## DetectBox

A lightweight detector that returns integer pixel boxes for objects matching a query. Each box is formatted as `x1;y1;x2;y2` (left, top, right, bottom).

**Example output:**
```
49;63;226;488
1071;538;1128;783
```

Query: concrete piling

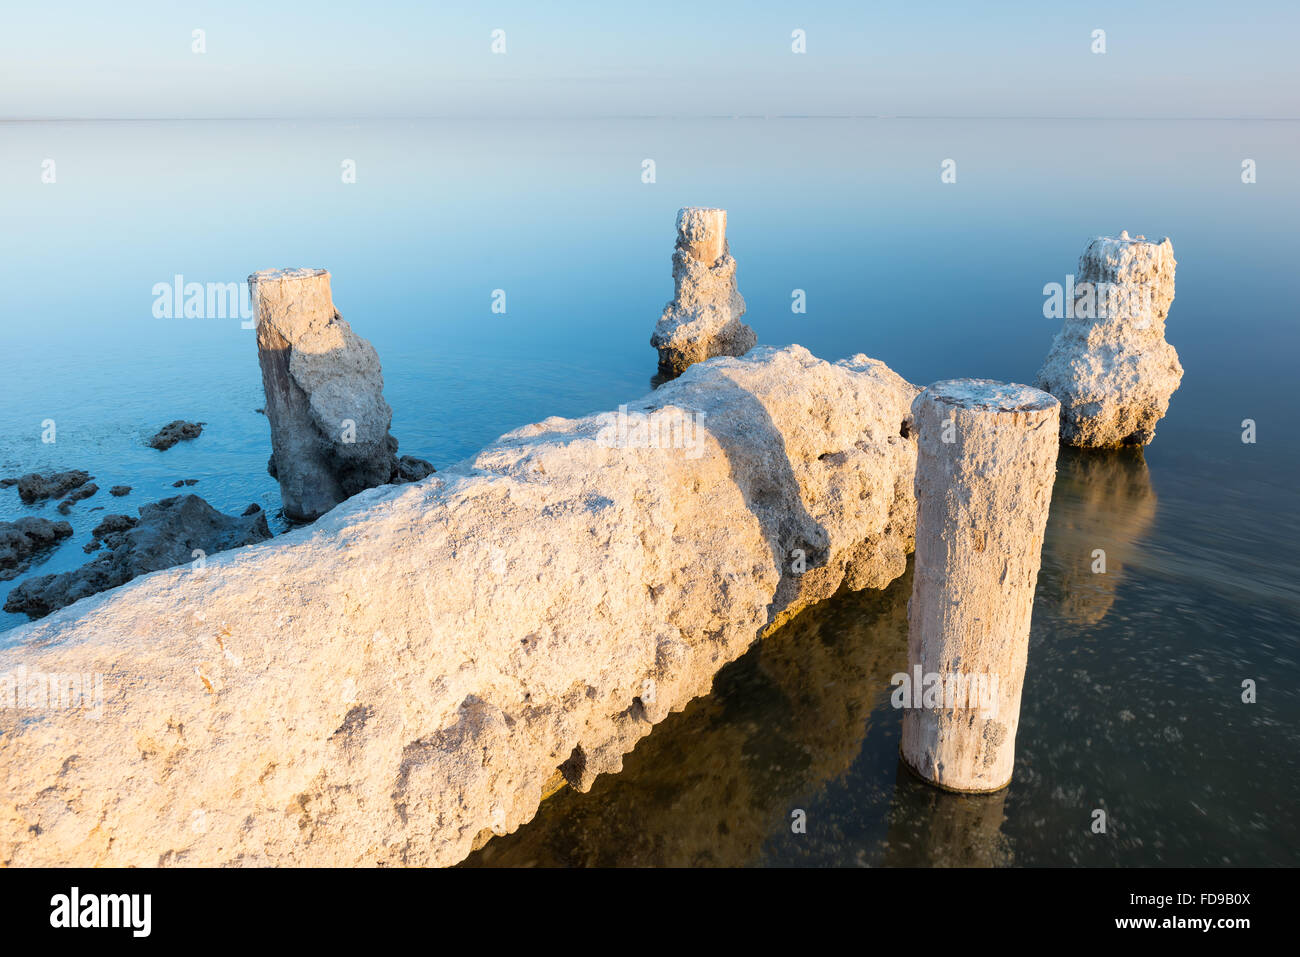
901;379;1060;792
649;207;755;379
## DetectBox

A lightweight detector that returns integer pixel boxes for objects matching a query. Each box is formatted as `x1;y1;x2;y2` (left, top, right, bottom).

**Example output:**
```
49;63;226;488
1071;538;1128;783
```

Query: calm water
2;119;1297;865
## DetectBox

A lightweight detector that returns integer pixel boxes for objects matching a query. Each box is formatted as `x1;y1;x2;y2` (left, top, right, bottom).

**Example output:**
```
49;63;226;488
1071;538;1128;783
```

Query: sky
1;0;1297;119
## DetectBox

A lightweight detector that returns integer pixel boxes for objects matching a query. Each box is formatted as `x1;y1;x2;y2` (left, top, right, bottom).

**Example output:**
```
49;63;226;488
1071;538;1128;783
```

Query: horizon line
2;114;1297;123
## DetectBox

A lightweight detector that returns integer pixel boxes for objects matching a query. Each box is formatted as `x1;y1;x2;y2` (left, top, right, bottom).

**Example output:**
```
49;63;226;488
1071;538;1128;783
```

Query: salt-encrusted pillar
677;207;727;264
650;207;755;379
1036;232;1182;447
901;380;1059;792
250;268;399;523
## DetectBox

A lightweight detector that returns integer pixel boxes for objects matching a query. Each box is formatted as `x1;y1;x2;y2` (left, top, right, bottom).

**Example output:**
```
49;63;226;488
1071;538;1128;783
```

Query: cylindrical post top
248;267;330;285
918;379;1059;416
675;207;727;264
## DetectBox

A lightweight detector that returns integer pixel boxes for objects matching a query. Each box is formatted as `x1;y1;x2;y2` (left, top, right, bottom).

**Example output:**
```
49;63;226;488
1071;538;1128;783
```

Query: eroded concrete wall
0;345;919;867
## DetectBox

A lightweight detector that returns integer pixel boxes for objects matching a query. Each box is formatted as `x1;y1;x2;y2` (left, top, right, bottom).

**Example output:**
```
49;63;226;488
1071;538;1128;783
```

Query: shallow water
2;119;1297;864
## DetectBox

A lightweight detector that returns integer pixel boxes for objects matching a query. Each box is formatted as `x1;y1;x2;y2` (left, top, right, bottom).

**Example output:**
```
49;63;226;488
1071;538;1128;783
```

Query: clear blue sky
2;0;1296;119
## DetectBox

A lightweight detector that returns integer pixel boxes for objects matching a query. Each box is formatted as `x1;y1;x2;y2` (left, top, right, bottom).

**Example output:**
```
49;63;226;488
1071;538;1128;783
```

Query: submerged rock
0;517;73;581
109;485;132;497
250;268;434;522
0;344;918;867
148;420;204;451
3;495;271;619
56;483;98;514
1036;233;1183;447
650;208;756;379
13;470;92;505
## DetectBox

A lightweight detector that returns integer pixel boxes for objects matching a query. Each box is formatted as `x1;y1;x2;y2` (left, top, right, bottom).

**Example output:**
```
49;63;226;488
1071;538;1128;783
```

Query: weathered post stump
901;379;1060;792
1036;232;1182;447
249;268;435;523
649;207;755;379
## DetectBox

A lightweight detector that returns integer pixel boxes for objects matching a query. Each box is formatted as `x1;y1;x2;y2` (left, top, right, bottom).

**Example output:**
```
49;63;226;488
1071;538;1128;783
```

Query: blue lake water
2;119;1297;865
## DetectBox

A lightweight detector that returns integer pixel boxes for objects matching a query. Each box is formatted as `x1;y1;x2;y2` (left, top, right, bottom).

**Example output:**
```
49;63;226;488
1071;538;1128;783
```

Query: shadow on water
464;565;913;867
879;762;1013;867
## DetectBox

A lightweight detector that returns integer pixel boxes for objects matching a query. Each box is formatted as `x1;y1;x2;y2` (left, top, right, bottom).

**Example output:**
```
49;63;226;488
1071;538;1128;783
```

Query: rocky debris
171;479;199;488
395;455;436;483
148;420;204;451
0;478;14;488
0;517;73;581
3;495;271;620
250;268;434;522
651;208;756;380
149;421;204;450
1036;232;1183;447
109;485;132;497
56;483;99;514
12;470;92;505
82;541;101;554
0;344;919;867
91;513;139;540
241;503;262;516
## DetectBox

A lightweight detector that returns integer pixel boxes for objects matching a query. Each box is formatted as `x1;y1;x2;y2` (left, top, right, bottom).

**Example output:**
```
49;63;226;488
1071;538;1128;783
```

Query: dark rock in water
14;470;92;504
0;478;16;488
83;541;101;553
0;517;74;581
170;479;198;488
56;482;99;513
109;485;132;497
91;513;138;541
148;420;204;451
4;494;272;620
241;503;262;516
395;456;437;482
255;407;266;415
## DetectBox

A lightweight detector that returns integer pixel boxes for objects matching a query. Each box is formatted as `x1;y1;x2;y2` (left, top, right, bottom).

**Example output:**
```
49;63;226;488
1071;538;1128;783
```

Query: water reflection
880;761;1012;867
463;444;1296;867
1040;447;1157;627
463;567;911;867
